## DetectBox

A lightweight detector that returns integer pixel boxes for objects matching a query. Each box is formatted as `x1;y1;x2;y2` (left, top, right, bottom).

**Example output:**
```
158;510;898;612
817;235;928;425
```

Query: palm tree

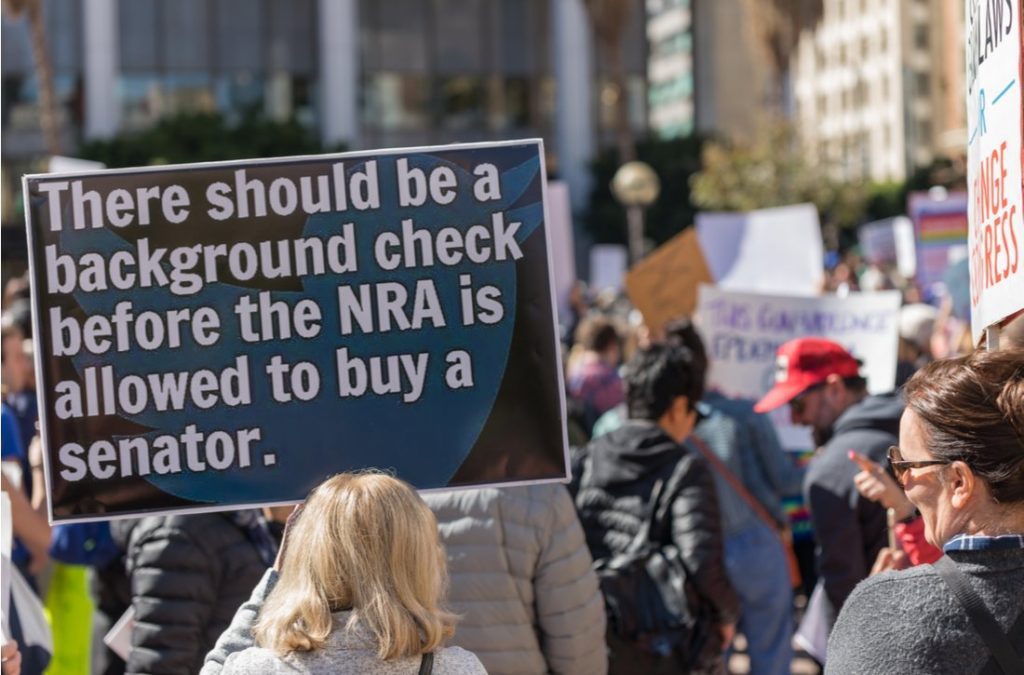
3;0;60;155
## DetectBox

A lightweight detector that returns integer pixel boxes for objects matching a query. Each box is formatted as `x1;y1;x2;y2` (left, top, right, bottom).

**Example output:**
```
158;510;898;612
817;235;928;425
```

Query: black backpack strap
931;555;1024;674
648;455;694;547
418;651;434;675
625;456;685;554
625;475;667;554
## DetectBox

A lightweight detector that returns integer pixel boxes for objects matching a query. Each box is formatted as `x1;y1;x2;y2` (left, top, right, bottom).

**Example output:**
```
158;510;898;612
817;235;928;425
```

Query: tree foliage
585;135;708;246
689;124;867;230
79;110;328;168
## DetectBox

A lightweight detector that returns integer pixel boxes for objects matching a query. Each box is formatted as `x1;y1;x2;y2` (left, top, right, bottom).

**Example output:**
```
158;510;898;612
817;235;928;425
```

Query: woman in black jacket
110;510;279;675
576;344;740;675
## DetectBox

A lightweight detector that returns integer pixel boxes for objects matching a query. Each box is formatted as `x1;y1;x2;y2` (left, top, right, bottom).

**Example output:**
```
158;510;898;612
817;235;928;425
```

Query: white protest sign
546;181;577;321
965;0;1024;343
696;203;824;296
589;244;628;293
48;156;105;174
859;216;917;278
1;492;10;640
696;285;901;450
893;216;918;279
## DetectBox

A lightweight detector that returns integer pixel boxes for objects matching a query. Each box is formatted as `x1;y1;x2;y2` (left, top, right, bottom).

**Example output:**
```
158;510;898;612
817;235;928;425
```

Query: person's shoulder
847;564;940;599
838;565;945;625
221;646;288;674
704;392;758;418
829;566;953;674
435;646;488;674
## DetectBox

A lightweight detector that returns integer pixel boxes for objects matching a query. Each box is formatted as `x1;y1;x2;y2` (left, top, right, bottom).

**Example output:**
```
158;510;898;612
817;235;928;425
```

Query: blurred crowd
3;245;1023;675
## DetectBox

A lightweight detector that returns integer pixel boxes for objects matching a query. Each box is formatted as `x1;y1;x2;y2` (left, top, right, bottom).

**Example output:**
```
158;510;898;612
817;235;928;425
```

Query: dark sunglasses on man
788;382;826;416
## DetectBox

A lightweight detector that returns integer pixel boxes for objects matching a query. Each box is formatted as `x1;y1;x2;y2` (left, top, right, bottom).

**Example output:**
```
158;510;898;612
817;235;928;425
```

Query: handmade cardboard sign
624;228;712;331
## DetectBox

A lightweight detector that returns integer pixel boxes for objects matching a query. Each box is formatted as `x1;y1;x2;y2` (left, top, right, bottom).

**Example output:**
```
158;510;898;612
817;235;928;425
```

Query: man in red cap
755;338;902;644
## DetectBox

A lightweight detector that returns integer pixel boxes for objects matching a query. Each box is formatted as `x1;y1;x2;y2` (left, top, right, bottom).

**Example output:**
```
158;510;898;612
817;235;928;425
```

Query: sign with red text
965;0;1024;343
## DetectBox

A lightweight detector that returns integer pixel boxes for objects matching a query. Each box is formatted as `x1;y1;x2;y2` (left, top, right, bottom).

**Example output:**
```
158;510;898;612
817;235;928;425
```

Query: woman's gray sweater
200;570;487;675
826;548;1024;674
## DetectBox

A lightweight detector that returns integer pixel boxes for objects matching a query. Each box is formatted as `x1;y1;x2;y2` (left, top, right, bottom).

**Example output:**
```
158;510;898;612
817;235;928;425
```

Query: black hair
664;317;708;388
624;343;702;421
575;315;620;353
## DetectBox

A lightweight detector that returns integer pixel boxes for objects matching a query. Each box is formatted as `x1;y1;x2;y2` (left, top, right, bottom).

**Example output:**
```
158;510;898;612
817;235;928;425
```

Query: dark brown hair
903;348;1024;504
575;315;620;354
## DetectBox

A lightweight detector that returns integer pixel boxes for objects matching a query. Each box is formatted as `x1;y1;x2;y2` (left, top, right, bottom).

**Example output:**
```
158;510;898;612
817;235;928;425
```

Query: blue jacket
693;392;804;538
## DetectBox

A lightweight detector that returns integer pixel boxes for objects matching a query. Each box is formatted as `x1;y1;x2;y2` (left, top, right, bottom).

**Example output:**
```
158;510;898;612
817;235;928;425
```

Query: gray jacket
422;484;607;675
804;393;903;628
826;548;1024;674
201;570;486;675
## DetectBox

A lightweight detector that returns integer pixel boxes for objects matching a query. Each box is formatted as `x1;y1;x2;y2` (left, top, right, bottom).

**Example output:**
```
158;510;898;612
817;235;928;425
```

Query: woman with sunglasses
826;348;1024;674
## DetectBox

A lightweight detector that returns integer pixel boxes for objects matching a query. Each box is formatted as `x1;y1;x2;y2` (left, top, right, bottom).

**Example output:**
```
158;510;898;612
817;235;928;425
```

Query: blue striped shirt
943;533;1024;552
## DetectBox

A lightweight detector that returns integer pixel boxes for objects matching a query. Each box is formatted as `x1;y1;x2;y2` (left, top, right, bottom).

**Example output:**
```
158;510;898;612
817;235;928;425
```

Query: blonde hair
253;472;457;660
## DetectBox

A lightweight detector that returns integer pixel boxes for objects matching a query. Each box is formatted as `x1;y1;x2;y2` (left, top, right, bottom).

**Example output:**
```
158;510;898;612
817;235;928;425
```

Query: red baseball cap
753;338;862;413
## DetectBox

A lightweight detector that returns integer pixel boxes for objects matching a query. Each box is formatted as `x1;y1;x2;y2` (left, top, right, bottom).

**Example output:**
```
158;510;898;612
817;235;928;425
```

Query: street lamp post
610;161;660;265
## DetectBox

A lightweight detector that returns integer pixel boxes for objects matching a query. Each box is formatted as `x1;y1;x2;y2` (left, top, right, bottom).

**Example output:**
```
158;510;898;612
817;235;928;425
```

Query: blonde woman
201;473;487;675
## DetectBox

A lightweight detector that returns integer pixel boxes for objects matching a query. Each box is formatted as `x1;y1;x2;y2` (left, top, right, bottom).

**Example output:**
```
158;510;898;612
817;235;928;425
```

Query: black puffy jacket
111;513;273;675
575;421;740;649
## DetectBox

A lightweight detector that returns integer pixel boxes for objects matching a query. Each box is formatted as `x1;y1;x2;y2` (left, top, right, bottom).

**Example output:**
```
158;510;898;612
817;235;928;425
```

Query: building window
362;72;429;132
913;24;929;50
359;0;557;144
918;119;932;144
915;72;931;96
117;0;319;131
438;76;486;132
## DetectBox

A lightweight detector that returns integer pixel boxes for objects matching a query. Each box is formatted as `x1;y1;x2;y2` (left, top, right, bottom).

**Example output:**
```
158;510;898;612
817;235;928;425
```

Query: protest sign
589;244;627;293
965;0;1024;343
696;285;901;450
858;216;916;278
545;181;577;322
24;140;569;522
2;493;10;637
624;228;712;331
907;191;969;297
696;203;824;296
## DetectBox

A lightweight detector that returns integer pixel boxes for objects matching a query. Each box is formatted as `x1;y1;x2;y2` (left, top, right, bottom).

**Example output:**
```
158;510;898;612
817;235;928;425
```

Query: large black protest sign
24;140;569;522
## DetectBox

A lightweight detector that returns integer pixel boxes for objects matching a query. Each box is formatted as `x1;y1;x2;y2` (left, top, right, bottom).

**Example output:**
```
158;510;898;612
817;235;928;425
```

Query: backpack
592;462;713;669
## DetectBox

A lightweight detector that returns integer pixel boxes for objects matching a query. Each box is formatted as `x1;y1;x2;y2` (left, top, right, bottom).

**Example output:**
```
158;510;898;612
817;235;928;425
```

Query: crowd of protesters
3;244;1023;675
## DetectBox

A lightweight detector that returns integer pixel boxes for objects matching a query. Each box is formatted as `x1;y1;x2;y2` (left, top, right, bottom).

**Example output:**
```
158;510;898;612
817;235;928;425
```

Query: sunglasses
887;445;952;488
789;383;826;416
